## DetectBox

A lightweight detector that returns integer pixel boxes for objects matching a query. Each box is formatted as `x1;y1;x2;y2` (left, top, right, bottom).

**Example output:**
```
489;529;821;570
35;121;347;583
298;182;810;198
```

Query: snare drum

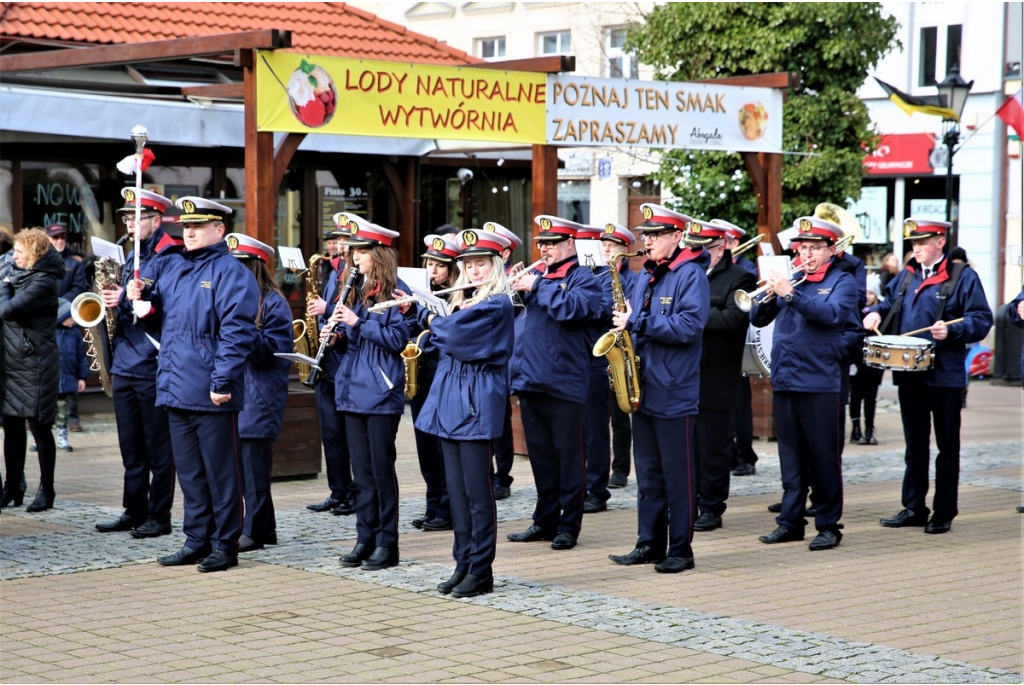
862;335;934;371
741;321;774;377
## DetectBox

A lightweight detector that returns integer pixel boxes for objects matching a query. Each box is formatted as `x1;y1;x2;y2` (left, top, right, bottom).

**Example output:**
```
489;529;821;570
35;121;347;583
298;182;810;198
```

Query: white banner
546;75;783;153
848;186;889;244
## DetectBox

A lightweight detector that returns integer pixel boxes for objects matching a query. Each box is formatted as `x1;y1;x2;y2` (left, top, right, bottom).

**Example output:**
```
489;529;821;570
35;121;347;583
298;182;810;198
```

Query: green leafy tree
625;3;901;228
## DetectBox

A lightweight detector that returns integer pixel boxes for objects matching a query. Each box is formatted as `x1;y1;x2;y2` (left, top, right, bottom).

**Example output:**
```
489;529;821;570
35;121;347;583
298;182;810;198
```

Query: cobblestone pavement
1;382;1022;683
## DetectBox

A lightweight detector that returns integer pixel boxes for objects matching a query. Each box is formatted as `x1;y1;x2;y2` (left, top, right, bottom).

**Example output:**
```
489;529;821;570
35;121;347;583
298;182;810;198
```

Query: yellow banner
256;51;547;144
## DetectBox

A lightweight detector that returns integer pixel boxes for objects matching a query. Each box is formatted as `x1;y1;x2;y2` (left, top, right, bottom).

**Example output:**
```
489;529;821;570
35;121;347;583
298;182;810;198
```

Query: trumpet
734;234;854;312
731;234;763;258
366;281;486;312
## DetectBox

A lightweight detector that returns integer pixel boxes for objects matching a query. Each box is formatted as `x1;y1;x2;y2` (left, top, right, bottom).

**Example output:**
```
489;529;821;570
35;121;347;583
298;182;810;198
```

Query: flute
366;281;486;312
508;259;545;286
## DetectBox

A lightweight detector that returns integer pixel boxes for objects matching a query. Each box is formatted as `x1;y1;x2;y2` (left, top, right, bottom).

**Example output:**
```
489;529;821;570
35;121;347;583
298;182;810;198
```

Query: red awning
863;133;936;176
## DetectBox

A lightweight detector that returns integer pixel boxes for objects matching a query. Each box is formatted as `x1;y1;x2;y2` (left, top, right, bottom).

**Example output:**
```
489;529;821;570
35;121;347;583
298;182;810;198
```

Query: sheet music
410;284;451;318
757;255;791;282
91;236;125;265
575;239;605;268
277;246;306;271
397;267;429;293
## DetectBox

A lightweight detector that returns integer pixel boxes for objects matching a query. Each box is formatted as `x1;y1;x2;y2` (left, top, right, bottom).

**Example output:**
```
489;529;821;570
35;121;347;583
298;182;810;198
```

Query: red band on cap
355;227;395;247
465;236;504;254
648;214;687;230
234;244;269;261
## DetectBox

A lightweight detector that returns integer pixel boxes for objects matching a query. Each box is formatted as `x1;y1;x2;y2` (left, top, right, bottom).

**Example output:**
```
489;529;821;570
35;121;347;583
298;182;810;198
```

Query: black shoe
237;534;264;552
583;494;607;514
361;546;399;570
609;545;664;566
759;525;805;544
1017;505;1024;514
340;543;372;567
924;517;952;534
806;506;817;516
25;487;54;513
850;419;864;444
608;472;628;489
198;550;238;572
551;532;577;550
732;463;756;476
307;497;341;512
437;568;468;595
451;572;493;598
1;484;27;508
421;517;453;531
330;499;356;516
96;512;143;533
265;531;278;545
879;509;928;528
507;524;556;542
766;502;782;513
157;546;208;566
864;426;878;445
809;529;842;550
411;515;429;529
655;556;695;573
130;519;172;539
493;484;511;500
693;512;722;531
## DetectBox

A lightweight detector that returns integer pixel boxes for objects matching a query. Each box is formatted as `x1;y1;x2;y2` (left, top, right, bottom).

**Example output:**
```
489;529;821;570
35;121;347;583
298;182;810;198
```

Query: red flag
997;88;1023;138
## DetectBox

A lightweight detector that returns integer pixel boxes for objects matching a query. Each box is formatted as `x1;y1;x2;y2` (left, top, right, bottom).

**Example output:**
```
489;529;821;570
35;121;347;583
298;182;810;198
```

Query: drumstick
902;317;964;337
872;326;882;336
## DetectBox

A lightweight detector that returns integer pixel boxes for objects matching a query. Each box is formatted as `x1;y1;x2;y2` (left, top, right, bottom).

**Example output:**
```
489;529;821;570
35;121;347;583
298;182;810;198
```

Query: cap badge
799;218;813;232
464;231;479;246
483;222;496;232
604;224;616;234
337;213;350;226
349;223;360;235
539;217;552;231
642;206;654;221
432;237;445;251
226;235;239;250
688;221;701;235
181;199;196;214
123;189;136;203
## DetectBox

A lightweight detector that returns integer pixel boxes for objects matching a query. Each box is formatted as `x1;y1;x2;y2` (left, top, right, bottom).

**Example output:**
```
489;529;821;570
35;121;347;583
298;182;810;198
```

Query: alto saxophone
70;257;120;398
402;330;430;401
294;254;327;379
592;251;643;414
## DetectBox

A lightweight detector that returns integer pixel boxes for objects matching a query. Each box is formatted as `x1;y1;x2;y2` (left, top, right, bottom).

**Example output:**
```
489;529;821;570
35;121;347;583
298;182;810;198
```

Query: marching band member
127;197;258;572
717;221;759;478
751;217;857;551
481;221;523;500
306;218;356;516
415;229;515;598
95;188;182;538
600;224;639;490
506;215;603;551
226;234;292;552
608;204;709;573
864;218;992;535
330;218;410;571
688;220;757;532
406;234;460;532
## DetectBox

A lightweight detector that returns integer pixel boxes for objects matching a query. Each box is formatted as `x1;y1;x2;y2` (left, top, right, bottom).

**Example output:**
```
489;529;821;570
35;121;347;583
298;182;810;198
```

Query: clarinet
302;265;359;389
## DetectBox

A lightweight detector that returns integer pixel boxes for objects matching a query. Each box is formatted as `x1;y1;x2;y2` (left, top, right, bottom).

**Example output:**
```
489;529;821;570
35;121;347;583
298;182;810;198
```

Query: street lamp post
936;65;974;248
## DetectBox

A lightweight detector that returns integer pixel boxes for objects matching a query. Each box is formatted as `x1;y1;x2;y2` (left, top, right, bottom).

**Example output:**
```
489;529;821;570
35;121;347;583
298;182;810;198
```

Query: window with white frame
919;24;963;87
539;30;571;56
477;37;506;61
606;27;638;79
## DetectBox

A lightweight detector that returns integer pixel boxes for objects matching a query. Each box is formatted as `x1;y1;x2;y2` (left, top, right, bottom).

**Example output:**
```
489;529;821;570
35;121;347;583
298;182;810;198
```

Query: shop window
557;179;591;224
20;162;102;246
0;160;13;231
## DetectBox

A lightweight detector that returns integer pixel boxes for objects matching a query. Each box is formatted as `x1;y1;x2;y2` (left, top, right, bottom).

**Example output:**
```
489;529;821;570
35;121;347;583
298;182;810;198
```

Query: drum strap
880;271;913;335
882;262;965;334
934;262;966;322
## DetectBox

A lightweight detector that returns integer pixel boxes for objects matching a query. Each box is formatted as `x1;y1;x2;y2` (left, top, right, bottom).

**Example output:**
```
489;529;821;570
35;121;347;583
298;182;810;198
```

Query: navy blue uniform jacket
750;260;857;394
626;248;710;419
868;257;992;388
239;290;292;440
57;326;89;394
333;279;411;416
415;294;515;440
145;242;259;412
57;247;88;302
510;256;603;402
110;228;182;379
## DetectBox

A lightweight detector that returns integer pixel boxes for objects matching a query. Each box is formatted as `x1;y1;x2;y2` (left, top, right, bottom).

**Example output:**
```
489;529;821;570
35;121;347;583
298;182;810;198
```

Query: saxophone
591;251;643;414
70;257;120;398
294;254;327;379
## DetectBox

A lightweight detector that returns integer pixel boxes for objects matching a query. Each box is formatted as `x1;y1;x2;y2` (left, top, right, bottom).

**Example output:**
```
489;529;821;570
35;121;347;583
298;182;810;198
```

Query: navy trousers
632;412;696;559
695;408;733;518
517;392;585;535
583;366;612;501
167;409;243;553
317;375;355;501
441;438;497;577
731;377;758;467
610;403;632;477
491;396;515;488
410;368;450;521
241;438;276;542
112;374;175;523
345;412;401;549
897;383;962;520
773;392;844;533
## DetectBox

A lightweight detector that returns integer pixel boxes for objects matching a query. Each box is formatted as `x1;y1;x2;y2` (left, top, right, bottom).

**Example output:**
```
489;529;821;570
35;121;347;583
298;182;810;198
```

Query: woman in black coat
1;228;64;512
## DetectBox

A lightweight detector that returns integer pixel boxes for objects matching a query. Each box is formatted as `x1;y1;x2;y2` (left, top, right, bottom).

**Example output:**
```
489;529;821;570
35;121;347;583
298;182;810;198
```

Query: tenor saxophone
591;251;643;414
70;257;120;398
294;254;327;378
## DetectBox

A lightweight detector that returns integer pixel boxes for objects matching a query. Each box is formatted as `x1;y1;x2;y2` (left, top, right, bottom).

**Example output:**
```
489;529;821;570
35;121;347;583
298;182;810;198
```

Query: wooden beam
741;151;782;253
244;50;277;267
0;30;290;73
694;72;799;90
530;144;558;262
475;55;575;73
181;83;245;99
273;133;306;193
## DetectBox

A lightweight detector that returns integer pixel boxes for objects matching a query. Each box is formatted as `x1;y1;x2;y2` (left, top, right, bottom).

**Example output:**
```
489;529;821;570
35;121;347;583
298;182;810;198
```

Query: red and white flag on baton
116;148;156;175
996;88;1023;138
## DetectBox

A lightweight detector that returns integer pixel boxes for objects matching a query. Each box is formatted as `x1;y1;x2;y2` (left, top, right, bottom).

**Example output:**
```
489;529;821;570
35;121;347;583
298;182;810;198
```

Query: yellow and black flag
874;78;957;120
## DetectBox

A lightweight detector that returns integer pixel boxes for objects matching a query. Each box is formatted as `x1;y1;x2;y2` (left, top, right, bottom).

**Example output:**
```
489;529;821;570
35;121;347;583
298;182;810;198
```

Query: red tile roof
0;2;480;66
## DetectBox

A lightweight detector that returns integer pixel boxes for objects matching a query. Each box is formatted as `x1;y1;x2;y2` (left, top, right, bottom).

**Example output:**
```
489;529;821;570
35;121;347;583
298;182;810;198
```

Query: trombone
734;234;854;312
731;234;763;258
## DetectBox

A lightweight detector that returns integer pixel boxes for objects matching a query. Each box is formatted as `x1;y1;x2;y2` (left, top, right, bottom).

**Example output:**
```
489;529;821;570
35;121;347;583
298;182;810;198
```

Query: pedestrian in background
55;298;88;452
